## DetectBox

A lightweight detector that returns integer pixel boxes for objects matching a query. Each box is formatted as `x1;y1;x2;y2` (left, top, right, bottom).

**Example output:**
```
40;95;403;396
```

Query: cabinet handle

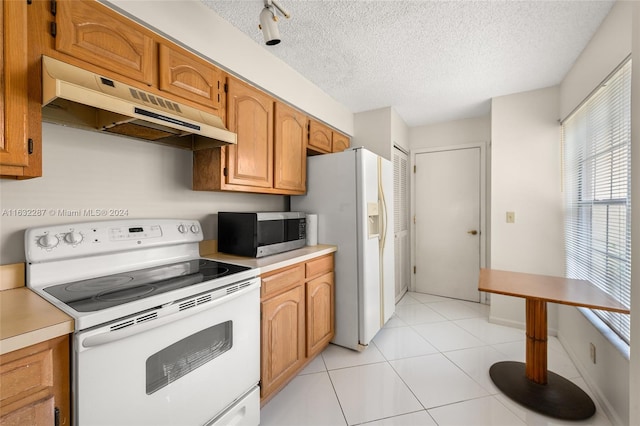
54;407;60;426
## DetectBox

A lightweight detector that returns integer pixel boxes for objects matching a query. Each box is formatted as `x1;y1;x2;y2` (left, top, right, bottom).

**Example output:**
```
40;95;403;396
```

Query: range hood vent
41;56;236;150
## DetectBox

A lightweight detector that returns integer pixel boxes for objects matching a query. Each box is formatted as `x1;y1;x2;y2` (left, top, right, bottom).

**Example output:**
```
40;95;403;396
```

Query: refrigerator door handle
377;156;388;327
377;157;388;248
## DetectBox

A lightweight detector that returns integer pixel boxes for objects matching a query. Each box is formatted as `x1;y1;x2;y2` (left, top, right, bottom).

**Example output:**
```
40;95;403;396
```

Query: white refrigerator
292;147;394;351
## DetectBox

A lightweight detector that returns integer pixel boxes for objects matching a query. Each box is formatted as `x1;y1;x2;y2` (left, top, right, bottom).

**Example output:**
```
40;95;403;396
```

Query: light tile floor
260;291;614;426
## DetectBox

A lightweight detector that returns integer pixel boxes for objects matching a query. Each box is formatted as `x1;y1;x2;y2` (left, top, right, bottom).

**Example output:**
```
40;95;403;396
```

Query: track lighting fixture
259;0;290;46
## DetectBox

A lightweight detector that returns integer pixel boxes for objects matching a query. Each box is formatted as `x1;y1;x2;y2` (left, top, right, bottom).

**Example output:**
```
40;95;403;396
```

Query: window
562;58;631;344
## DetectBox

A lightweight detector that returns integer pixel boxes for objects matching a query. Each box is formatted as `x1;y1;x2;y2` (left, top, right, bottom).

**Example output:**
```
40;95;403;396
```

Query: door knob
467;230;478;235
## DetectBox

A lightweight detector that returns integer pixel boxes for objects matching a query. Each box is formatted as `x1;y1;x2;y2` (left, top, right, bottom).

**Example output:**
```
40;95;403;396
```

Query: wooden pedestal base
490;361;596;420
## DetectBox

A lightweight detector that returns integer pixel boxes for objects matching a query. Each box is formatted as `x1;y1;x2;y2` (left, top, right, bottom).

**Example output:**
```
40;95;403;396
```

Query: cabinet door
0;0;29;169
261;285;305;400
0;336;69;425
274;102;306;192
0;396;54;426
158;44;221;111
332;132;350;153
308;120;332;153
226;78;273;188
55;0;155;85
306;272;334;357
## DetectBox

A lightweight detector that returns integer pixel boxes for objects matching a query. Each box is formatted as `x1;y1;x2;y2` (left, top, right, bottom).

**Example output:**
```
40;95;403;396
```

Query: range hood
41;56;236;149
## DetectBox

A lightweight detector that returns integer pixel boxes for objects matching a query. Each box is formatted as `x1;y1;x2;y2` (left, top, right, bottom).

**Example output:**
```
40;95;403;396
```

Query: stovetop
43;259;250;313
25;219;261;331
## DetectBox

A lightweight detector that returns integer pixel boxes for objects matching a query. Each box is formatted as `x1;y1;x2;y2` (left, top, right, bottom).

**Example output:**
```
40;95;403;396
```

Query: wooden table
479;268;630;420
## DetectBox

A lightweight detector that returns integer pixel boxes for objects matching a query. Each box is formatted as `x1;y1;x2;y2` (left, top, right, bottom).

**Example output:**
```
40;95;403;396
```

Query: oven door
74;279;260;426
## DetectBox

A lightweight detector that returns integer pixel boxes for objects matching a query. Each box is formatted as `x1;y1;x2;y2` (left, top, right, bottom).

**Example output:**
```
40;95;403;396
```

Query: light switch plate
506;211;515;223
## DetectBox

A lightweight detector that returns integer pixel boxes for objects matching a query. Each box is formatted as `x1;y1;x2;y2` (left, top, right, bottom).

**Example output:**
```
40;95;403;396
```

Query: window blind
562;59;631;344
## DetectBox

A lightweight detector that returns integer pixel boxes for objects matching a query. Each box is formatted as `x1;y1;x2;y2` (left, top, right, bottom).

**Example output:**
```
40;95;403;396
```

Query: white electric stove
25;219;261;426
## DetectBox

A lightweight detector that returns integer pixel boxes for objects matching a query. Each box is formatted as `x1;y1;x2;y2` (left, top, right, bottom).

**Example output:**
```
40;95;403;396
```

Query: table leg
525;299;547;383
488;297;596;420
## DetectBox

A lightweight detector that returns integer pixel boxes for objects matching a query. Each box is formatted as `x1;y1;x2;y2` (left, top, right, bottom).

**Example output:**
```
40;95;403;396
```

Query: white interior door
414;147;481;302
393;148;410;302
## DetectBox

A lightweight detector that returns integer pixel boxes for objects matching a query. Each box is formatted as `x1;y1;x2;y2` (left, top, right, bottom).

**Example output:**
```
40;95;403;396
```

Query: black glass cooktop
44;259;250;313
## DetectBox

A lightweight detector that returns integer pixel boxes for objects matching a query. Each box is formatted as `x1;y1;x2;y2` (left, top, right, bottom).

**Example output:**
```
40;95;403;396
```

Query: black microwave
218;212;306;258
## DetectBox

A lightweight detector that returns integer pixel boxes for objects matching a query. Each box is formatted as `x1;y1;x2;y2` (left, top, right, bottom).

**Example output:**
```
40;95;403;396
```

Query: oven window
145;321;233;394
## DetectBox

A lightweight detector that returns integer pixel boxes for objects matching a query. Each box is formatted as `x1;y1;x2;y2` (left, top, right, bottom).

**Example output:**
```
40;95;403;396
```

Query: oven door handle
79;282;258;349
80;306;189;348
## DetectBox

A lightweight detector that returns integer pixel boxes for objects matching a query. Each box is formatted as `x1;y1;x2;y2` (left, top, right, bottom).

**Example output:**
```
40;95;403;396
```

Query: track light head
259;6;280;45
258;0;290;46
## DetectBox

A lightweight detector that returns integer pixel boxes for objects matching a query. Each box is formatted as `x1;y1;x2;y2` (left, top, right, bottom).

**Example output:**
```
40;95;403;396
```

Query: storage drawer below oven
207;385;260;426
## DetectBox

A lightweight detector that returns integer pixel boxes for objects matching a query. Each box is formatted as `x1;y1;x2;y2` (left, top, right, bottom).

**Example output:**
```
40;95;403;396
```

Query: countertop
0;287;74;355
0;245;335;355
202;244;337;275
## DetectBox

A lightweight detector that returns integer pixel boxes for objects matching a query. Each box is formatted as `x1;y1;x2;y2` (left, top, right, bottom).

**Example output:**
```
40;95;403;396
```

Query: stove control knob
37;234;59;249
190;225;200;234
178;224;188;234
64;231;83;245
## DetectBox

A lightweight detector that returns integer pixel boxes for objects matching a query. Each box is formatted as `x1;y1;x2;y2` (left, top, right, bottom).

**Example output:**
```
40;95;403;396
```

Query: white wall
409;116;490;149
354;108;391;159
0;124;286;264
106;0;354;136
489;86;564;331
390;108;410;154
555;2;634;424
559;1;632;120
353;106;409;160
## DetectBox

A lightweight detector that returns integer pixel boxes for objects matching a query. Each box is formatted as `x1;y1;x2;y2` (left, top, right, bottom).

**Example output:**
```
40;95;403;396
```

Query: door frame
410;142;488;301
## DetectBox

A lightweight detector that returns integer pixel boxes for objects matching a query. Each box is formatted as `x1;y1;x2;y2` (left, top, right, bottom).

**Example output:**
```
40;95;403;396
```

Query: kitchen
1;0;638;425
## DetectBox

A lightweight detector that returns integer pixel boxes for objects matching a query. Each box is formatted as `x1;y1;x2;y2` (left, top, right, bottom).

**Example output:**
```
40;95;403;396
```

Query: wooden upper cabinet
1;0;29;169
158;44;221;111
308;119;332;153
225;77;274;188
193;81;307;195
308;119;350;154
274;102;306;193
55;0;155;85
1;0;42;179
332;131;350;153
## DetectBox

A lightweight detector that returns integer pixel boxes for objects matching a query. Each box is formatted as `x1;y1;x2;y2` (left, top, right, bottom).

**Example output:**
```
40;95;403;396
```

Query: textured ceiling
201;0;614;127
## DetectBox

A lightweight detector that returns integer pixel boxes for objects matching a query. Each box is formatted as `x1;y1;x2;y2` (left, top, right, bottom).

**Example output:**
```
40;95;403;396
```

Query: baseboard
558;331;625;426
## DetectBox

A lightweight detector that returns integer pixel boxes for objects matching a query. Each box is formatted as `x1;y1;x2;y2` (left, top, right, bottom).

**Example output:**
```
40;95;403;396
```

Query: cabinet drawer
0;347;53;415
261;264;304;299
305;254;333;279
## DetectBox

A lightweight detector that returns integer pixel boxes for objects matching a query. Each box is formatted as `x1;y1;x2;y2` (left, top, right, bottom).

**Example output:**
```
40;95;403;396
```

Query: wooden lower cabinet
306;271;335;357
260;254;334;404
260;283;306;400
0;335;70;426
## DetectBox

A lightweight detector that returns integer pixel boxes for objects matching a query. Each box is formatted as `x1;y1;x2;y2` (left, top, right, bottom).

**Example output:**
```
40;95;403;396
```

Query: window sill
577;307;630;361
